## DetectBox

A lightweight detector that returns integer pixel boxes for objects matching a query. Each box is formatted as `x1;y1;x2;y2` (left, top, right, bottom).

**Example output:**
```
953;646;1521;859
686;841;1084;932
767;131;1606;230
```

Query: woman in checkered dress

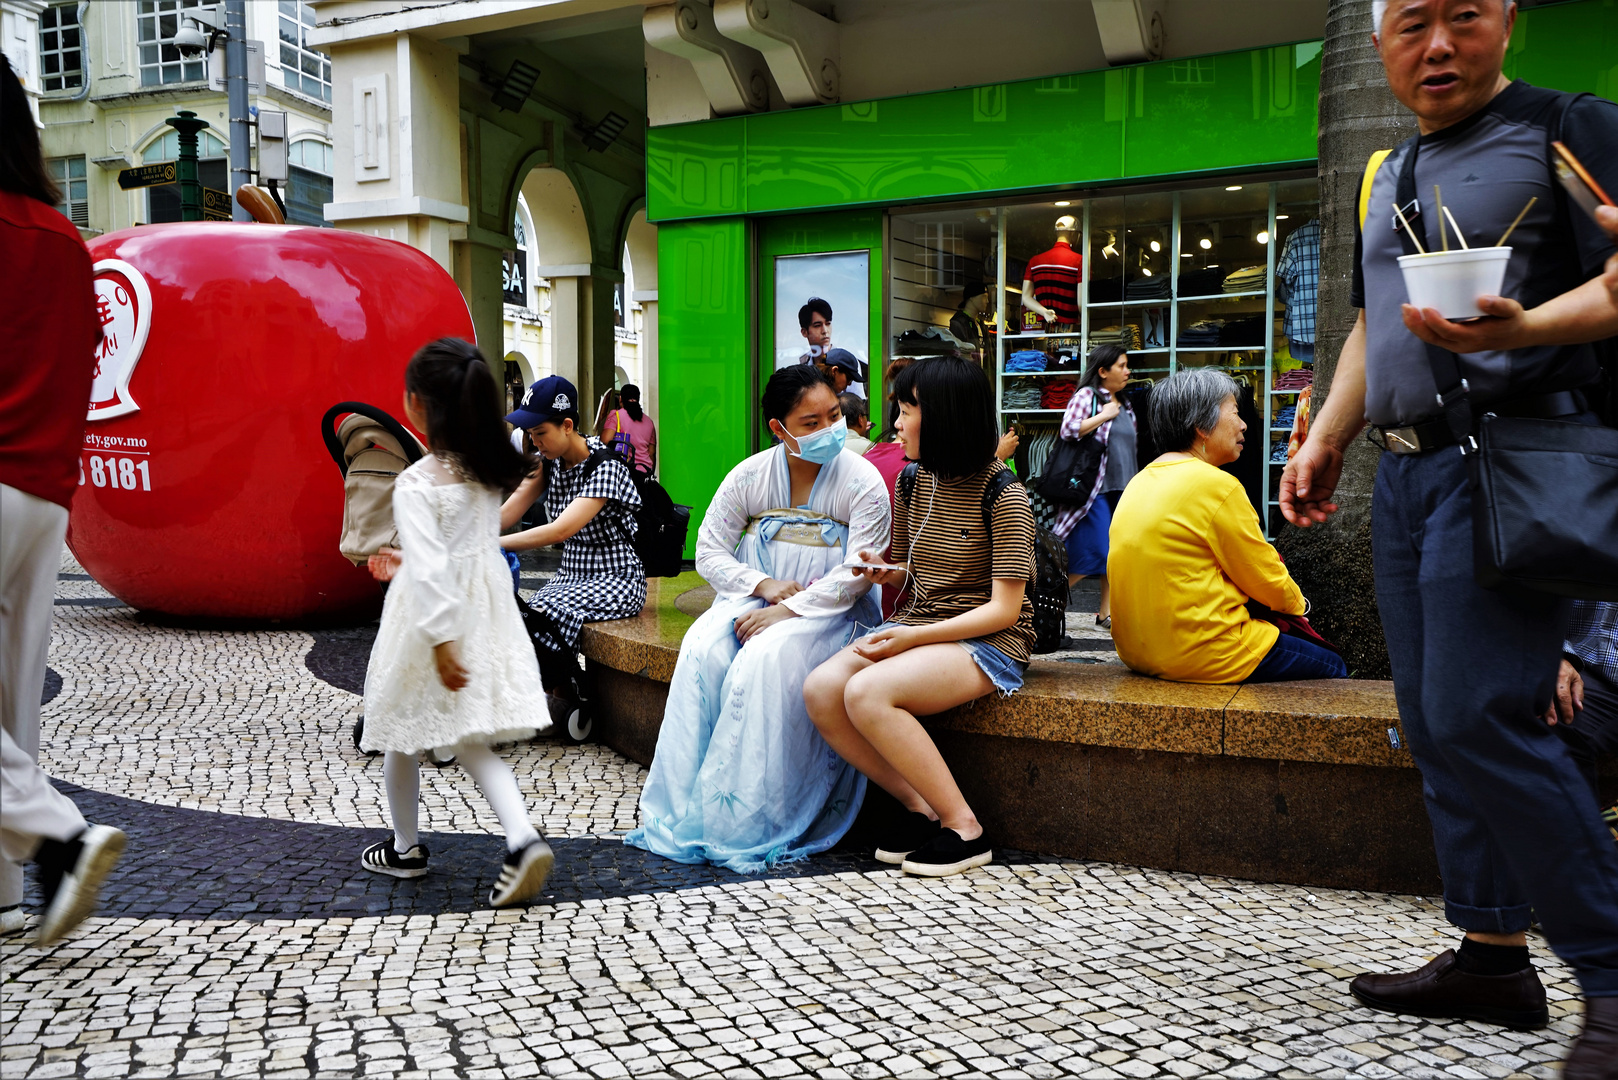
501;377;646;721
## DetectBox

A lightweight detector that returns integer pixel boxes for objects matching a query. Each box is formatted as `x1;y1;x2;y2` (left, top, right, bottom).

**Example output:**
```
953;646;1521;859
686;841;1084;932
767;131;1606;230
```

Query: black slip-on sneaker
900;829;993;877
875;811;942;865
35;825;126;946
361;840;429;879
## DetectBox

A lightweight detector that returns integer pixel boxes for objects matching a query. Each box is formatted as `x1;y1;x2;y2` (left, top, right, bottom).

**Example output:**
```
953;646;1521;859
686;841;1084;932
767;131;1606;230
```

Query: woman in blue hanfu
625;365;891;872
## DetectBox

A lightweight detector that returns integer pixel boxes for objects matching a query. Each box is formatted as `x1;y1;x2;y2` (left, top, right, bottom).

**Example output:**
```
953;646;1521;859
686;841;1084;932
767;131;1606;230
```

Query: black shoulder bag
1035;390;1107;506
1392;109;1618;601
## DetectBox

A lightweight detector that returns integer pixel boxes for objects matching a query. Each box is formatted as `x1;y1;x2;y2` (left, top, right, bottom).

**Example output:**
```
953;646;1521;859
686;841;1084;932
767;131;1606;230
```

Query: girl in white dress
359;338;554;908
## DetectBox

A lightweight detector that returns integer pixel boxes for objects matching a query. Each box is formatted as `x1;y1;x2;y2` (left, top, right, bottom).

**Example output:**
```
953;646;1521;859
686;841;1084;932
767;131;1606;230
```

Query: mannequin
1023;214;1083;326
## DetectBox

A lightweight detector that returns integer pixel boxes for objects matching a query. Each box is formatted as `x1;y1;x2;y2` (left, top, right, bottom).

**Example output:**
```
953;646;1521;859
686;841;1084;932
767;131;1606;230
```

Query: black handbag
1392;133;1618;600
1035;391;1106;505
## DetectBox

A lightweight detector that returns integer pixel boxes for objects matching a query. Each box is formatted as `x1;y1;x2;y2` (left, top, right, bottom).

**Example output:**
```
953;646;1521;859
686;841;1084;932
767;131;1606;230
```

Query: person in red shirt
0;56;126;946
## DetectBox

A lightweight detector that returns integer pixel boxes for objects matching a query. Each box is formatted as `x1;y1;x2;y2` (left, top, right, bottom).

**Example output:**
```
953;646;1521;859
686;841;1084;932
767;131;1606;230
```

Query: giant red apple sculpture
71;223;473;620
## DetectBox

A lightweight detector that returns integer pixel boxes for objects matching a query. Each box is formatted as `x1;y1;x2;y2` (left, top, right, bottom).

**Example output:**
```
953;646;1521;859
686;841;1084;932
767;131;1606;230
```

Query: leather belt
1370;390;1586;455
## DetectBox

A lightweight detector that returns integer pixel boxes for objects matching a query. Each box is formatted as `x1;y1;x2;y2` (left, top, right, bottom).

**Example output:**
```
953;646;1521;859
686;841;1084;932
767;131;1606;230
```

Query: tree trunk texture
1274;0;1416;679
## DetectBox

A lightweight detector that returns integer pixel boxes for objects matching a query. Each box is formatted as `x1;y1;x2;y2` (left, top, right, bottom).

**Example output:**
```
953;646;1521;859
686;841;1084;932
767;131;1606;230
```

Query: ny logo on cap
521;386;536;408
553;393;571;410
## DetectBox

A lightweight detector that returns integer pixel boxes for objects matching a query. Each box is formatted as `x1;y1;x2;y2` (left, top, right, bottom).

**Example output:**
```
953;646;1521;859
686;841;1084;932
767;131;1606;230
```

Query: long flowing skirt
624;525;876;873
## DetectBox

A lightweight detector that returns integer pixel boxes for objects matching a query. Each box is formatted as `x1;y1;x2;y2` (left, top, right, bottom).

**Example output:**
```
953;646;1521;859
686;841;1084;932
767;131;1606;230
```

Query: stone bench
580;575;1613;896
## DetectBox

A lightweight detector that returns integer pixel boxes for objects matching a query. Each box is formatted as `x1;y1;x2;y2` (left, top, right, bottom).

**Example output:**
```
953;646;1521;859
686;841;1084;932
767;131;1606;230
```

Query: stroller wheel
563;705;593;745
354;717;381;757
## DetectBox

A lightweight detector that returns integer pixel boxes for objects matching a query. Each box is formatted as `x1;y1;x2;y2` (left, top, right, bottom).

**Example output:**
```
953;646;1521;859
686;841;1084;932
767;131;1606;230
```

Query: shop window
887;176;1319;539
278;1;331;103
284;139;333;227
1168;58;1216;86
138;1;209;87
47;156;88;228
39;4;83;92
142;130;227;223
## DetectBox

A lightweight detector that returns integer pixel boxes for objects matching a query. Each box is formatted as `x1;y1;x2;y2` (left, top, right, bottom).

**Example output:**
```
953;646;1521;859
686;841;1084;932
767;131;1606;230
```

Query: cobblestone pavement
0;554;1586;1078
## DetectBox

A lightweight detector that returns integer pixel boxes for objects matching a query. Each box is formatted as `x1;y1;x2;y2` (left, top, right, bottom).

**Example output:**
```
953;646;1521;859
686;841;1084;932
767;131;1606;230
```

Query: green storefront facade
648;0;1618;550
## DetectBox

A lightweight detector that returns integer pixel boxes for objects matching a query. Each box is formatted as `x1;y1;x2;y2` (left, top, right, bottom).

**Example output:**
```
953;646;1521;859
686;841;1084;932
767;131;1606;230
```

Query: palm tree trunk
1274;0;1416;679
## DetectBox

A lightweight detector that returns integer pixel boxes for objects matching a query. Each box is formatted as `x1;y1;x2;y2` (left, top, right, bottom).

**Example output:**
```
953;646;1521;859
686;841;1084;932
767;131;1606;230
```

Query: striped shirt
891;460;1037;663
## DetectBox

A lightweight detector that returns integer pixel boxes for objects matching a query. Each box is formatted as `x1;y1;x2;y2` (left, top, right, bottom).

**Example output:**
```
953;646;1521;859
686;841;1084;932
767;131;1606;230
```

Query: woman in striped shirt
804;358;1036;878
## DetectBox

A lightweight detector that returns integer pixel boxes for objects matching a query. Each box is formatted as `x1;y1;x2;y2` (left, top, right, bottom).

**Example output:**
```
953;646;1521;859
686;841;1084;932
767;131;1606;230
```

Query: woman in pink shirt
601;384;657;474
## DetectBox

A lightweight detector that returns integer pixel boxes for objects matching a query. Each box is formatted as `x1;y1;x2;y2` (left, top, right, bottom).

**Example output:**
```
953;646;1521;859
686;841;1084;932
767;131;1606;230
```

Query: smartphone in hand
1552;141;1615;223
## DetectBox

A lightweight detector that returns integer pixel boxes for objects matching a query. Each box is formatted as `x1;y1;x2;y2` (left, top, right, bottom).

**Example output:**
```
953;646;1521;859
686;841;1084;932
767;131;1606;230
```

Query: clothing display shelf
979;180;1318;539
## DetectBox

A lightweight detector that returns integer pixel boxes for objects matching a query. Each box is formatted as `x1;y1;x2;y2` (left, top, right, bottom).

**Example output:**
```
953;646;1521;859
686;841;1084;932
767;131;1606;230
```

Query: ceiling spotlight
490;59;541;112
1225;185;1242;191
1181;252;1194;258
580;110;629;152
1256;230;1270;244
1140;267;1152;277
1276;213;1290;220
1199;238;1212;250
1054;201;1071;207
1149;239;1161;252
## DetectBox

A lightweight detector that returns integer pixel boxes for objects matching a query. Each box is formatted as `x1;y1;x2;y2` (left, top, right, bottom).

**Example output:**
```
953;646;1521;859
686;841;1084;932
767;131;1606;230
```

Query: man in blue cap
499;376;646;738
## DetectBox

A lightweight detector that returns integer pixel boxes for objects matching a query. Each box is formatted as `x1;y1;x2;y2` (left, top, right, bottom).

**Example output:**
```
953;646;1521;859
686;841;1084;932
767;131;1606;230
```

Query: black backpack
548;448;692;578
898;462;1070;654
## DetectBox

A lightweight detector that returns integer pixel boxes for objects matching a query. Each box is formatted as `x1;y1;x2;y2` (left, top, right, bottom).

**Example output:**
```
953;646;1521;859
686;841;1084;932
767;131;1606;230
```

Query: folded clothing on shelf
1218;315;1267;346
1269;440;1291;463
1006;349;1050;373
1272;406;1298;428
1003;384;1045;409
893;325;979;357
1125;275;1171;300
1222;265;1267;293
1089;324;1141;350
1177;318;1223;347
1041;381;1077;410
1272;368;1314;392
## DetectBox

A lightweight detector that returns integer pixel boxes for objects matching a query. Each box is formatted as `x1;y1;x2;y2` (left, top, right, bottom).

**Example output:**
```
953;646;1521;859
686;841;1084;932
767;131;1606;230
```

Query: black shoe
875;811;942;865
490;837;554;908
1348;950;1549;1030
34;825;126;946
361;840;429;879
900;829;993;877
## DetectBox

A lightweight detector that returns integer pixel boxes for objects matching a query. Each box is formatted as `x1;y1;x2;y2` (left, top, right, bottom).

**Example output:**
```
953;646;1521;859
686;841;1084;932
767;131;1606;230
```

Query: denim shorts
860;621;1029;696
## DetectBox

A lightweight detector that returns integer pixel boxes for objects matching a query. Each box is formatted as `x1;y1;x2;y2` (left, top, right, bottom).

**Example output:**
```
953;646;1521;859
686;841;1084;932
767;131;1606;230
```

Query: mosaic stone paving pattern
0;552;1590;1078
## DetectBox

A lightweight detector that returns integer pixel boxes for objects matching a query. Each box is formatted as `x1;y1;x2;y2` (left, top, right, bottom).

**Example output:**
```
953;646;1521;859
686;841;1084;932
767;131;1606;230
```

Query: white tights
383;742;539;854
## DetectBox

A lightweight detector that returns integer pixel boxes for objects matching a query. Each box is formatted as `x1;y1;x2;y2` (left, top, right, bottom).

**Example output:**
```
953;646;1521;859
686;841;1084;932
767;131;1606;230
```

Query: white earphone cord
896;477;936;620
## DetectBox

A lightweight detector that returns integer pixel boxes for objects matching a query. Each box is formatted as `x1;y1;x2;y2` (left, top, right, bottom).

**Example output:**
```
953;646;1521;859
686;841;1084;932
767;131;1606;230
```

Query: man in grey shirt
1281;2;1618;1074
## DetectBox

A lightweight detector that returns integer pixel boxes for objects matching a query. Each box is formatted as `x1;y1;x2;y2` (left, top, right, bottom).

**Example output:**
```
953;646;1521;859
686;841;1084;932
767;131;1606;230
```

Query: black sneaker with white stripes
900;829;993;877
361;840;429;879
490;837;554;908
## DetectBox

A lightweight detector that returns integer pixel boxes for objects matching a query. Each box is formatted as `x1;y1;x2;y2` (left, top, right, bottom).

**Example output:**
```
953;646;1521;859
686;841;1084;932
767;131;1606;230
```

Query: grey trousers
1;484;87;905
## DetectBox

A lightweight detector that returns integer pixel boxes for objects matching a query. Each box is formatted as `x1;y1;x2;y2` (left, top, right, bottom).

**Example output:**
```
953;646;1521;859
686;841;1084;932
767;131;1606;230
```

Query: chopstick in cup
1435;185;1448;251
1442;206;1470;250
1496;196;1537;247
1393;201;1427;254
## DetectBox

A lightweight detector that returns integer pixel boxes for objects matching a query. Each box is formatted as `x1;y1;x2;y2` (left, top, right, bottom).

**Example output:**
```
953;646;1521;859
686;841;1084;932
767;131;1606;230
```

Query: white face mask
780;417;847;464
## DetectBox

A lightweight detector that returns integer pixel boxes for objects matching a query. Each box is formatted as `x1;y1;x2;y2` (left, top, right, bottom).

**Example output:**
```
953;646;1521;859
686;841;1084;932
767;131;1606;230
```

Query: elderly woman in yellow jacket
1108;369;1346;684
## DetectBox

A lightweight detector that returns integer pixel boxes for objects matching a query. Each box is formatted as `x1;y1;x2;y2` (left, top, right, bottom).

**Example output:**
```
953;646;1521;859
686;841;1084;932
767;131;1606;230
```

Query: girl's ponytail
406;337;535;492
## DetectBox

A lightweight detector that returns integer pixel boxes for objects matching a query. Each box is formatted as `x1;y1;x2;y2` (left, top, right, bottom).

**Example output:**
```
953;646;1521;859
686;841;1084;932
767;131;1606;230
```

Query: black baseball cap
506;375;579;429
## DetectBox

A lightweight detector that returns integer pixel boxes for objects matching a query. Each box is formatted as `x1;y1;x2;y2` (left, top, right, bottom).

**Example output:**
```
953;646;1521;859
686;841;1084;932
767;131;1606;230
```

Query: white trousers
1;484;86;904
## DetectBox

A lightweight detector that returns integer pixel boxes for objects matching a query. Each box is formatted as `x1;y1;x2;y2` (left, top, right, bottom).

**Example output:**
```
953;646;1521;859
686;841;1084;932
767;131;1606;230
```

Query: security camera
174;20;210;59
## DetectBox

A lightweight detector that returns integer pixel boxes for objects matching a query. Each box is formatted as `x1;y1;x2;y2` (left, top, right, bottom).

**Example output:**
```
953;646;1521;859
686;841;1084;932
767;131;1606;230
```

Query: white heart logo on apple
87;259;153;422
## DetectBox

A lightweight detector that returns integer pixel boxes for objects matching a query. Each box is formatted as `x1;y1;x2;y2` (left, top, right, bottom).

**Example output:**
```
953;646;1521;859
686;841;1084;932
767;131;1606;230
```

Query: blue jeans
1373;443;1618;996
1246;630;1348;682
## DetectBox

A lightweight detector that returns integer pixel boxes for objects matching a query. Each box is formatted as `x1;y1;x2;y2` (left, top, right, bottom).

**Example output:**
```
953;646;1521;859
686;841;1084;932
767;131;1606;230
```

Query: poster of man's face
775;251;869;399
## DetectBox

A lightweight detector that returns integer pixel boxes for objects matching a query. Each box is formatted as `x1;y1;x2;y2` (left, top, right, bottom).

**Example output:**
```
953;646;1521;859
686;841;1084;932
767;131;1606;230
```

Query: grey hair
1373;0;1513;32
1150;368;1239;453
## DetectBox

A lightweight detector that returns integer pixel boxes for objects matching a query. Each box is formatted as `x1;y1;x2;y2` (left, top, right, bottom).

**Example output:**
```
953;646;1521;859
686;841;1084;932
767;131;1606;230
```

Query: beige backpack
321;402;427;566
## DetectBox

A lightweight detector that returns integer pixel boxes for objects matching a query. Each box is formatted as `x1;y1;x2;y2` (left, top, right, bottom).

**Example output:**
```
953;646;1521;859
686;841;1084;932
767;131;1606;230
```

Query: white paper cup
1396;246;1512;319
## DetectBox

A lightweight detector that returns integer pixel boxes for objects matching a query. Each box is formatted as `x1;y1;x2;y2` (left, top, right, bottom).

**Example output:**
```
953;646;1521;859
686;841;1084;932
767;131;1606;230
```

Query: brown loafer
1567;995;1618;1080
1348;949;1548;1030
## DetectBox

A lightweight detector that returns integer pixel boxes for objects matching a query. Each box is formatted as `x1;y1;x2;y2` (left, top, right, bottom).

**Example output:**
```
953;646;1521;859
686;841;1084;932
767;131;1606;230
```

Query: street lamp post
165;110;207;222
225;0;251;222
